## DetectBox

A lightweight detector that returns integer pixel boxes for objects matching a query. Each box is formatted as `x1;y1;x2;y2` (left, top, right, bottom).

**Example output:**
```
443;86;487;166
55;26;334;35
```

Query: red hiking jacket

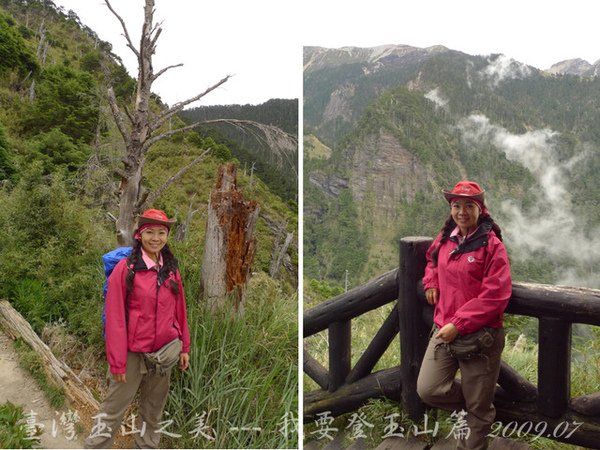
105;258;191;375
422;224;512;335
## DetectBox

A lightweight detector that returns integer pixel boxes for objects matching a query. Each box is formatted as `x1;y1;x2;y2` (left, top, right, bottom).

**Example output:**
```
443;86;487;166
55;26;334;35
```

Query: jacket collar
130;249;172;287
141;247;163;270
448;221;492;257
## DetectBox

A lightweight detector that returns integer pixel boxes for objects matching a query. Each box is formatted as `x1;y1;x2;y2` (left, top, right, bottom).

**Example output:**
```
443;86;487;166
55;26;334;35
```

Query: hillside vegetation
0;1;297;447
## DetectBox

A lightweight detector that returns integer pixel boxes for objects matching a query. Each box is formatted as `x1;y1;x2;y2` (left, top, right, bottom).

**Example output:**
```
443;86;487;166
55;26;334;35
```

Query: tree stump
201;163;259;314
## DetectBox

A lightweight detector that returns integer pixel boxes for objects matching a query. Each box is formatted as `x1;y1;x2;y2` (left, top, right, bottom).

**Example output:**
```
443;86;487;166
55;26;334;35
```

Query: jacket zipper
153;266;160;350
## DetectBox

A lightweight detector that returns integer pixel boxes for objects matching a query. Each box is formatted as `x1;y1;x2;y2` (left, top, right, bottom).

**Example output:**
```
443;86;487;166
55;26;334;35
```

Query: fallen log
0;300;100;411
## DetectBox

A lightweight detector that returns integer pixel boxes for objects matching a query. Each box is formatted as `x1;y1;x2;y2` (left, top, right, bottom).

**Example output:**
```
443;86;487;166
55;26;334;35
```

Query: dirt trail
0;331;85;449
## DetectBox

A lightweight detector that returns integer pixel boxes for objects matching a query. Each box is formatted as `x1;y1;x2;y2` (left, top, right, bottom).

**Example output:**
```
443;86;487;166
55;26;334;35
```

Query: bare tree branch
139;148;211;210
123;104;135;126
152;63;184;82
150;23;163;49
150;75;231;133
107;87;131;148
144;118;297;166
142;122;198;151
203;119;298;175
150;20;162;37
104;0;139;58
138;20;148;87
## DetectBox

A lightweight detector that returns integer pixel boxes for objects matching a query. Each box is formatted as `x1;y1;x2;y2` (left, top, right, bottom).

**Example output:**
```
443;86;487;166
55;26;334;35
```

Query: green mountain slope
304;45;600;289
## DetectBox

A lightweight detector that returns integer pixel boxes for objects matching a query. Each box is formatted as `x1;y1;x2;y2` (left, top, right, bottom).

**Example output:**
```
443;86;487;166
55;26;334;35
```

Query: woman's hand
435;323;459;343
112;373;126;383
179;353;189;371
425;288;439;305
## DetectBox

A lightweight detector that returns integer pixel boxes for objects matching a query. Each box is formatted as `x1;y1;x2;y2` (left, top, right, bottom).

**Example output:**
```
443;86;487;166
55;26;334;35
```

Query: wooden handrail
508;282;600;325
303;269;398;337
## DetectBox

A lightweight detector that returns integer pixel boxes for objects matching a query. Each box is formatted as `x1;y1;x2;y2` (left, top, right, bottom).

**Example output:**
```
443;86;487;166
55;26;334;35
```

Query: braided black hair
430;213;503;266
126;237;180;295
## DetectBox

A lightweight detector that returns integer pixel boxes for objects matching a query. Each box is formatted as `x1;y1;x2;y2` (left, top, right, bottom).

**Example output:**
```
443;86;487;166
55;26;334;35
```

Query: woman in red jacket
85;209;191;449
417;180;511;450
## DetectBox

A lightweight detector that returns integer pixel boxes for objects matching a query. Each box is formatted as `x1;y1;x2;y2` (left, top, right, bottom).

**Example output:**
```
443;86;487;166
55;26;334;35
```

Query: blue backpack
102;246;133;336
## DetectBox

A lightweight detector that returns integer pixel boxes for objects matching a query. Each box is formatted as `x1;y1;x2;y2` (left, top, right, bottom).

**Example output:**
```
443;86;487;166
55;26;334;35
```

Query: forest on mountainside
304;46;600;292
181;99;299;202
0;1;297;447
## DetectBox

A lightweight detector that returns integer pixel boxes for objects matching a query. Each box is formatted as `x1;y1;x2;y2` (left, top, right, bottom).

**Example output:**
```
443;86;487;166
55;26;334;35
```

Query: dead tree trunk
29;79;36;102
269;227;293;278
201;163;259;314
104;0;292;246
115;157;144;246
175;194;198;242
104;0;225;246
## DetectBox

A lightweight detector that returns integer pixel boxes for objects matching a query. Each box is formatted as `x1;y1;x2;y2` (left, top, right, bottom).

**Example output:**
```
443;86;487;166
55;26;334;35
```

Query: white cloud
424;88;448;109
479;54;532;87
458;114;600;287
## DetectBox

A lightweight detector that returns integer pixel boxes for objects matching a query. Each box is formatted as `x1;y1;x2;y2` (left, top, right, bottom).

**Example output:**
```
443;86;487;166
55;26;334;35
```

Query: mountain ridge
547;57;600;77
304;44;450;73
305;44;600;78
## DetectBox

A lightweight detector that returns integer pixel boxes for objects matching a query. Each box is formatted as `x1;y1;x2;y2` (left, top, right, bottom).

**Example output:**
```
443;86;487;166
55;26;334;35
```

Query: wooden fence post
328;321;351;392
538;317;571;417
398;237;432;421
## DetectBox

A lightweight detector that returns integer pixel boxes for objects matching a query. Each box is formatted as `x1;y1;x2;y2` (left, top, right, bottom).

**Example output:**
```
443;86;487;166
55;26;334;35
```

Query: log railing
303;237;600;448
304;269;401;416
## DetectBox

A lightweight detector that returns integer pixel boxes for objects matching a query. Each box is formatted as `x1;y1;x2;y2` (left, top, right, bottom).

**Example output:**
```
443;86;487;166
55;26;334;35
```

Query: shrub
0;402;39;449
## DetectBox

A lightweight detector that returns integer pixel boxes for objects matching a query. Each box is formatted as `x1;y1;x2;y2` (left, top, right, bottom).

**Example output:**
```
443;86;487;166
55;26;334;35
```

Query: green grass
0;401;40;449
162;272;298;449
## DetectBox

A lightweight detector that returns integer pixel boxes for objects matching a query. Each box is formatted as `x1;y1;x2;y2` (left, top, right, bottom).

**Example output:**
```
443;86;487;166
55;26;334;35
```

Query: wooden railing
303;237;600;448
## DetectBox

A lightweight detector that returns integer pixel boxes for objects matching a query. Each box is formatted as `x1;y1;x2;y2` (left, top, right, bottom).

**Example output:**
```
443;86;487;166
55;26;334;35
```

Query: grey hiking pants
84;351;172;449
417;327;505;450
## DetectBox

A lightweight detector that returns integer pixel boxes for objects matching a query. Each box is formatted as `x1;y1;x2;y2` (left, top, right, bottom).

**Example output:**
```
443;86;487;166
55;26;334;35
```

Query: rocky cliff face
348;129;428;221
322;82;356;123
308;171;349;198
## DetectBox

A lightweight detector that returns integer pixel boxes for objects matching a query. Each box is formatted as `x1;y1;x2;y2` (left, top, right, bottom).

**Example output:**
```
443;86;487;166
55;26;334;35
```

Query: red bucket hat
442;180;486;207
137;209;177;229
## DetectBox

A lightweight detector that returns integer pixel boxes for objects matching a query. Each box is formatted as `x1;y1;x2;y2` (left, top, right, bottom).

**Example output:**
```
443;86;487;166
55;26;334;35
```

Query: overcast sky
54;0;598;107
53;0;303;107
